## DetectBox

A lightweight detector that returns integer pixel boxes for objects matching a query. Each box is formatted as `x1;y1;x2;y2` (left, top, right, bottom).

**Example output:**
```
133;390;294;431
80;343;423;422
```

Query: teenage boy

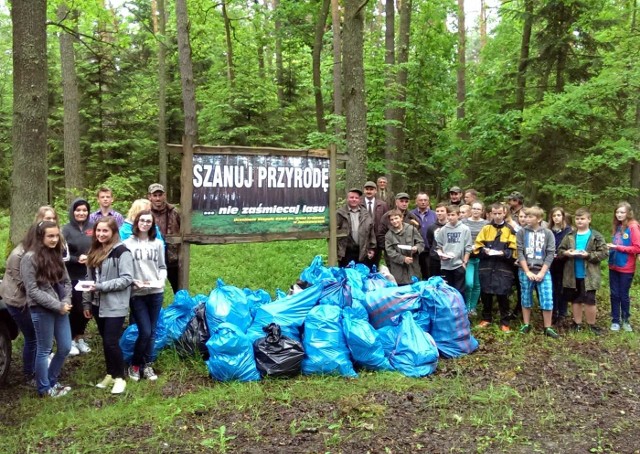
89;187;125;227
362;181;388;267
435;205;472;294
337;188;376;268
411;192;437;279
557;208;608;334
516;207;558;338
426;202;448;278
474;203;517;332
385;210;424;285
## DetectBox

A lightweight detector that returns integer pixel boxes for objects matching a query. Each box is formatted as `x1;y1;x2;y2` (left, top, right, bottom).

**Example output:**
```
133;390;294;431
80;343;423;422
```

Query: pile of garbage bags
120;256;478;382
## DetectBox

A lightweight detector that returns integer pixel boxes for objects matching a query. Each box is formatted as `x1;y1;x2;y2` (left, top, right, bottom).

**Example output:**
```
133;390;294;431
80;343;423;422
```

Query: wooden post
179;135;193;290
328;143;337;265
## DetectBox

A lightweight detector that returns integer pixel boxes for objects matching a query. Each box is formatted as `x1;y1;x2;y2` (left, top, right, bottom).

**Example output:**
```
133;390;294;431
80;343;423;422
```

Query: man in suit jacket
362;181;389;267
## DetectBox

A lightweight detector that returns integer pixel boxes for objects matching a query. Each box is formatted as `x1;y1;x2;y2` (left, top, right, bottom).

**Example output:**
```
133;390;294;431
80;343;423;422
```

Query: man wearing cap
148;183;181;293
507;191;525;218
449;186;463;206
379;192;420;243
376;176;395;206
336;188;376;268
411;192;437;279
362;181;389;267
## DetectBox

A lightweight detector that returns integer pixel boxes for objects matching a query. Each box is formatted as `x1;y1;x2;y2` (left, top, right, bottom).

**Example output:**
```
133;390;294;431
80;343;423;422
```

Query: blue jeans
6;304;37;378
130;293;163;367
30;306;72;395
609;269;634;324
464;257;481;311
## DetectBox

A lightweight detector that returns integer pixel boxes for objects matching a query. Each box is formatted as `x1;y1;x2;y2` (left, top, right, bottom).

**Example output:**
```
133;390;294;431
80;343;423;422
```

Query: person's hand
404;257;413;264
606;243;617;250
60;303;72;315
534;271;545;282
526;271;536;281
83;309;92;319
78;254;88;264
88;284;96;291
411;246;418;253
133;279;144;289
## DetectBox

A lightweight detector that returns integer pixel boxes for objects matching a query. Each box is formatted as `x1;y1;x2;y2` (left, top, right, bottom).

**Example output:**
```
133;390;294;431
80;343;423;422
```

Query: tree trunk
343;0;369;189
176;0;198;144
456;0;466;123
58;3;83;204
274;0;285;105
254;0;265;80
156;0;168;187
222;0;236;88
312;0;330;133
515;0;533;112
383;0;396;189
631;0;640;213
331;0;343;132
11;0;48;245
479;0;487;50
394;0;411;185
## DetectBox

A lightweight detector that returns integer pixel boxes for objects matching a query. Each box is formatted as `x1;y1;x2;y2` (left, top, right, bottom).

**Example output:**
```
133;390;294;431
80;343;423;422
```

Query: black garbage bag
175;302;210;360
253;323;304;378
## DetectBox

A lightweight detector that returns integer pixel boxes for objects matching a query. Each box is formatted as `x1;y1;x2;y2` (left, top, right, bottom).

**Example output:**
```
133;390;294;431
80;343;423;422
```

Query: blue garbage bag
300;255;334;285
363;268;397;292
206;323;260;382
246;283;324;342
163;290;199;343
207;278;252;333
301;304;357;377
342;302;392;371
120;309;168;363
418;277;479;358
243;288;272;318
318;277;353;307
377;313;439;377
363;284;422;328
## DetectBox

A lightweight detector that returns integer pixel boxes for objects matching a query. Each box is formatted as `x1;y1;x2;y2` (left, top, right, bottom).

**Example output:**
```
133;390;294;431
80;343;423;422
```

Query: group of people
337;181;640;338
0;184;181;397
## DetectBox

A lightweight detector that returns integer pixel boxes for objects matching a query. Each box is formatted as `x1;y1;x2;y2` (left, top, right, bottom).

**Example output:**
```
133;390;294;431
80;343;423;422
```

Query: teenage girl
607;202;640;332
20;221;73;397
83;217;134;394
549;207;572;325
123;210;167;381
462;201;488;315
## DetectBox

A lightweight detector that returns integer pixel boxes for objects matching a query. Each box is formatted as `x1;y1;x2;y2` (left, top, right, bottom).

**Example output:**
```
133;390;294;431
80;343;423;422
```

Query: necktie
368;200;373;215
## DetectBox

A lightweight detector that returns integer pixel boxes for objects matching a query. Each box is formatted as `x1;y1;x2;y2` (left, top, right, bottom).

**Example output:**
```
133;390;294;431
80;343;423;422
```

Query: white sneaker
96;374;114;389
46;383;71;398
622;322;633;332
111;378;127;394
143;366;158;381
76;338;92;354
69;341;80;356
610;323;620;331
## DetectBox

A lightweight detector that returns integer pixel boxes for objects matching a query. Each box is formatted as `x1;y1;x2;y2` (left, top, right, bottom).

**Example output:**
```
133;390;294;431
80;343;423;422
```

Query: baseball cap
507;191;524;202
363;181;377;189
148;183;165;194
449;186;462;193
348;187;363;196
395;192;410;200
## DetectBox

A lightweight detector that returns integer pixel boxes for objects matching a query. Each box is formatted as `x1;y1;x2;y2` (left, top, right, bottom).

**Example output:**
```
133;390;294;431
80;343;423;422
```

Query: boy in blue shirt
557;208;608;334
516;207;557;338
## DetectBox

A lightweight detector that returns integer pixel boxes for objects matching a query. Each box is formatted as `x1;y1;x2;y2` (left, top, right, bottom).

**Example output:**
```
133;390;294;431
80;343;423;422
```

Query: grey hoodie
516;225;555;272
435;221;473;270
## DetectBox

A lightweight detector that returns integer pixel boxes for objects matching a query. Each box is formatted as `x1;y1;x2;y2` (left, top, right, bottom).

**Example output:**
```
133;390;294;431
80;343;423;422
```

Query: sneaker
610;323;621;332
143;366;158;381
478;320;491;328
44;384;70;398
69;341;80;356
588;324;603;336
500;325;511;333
468;309;477;317
544;327;559;339
519;324;531;334
111;378;126;394
128;366;140;382
76;339;92;354
571;322;583;332
96;374;115;389
53;382;72;392
622;322;633;332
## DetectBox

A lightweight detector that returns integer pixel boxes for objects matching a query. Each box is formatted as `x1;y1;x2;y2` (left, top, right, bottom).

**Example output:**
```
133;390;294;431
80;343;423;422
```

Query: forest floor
2;315;640;454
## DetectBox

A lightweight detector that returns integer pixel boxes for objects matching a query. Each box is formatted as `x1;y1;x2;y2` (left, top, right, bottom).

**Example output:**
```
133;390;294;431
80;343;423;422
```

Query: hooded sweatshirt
62;198;94;280
516;225;555;272
608;220;640;274
435;220;473;270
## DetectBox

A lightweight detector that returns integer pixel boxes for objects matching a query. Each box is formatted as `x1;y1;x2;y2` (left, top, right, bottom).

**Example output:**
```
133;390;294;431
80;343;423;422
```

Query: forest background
1;0;639;245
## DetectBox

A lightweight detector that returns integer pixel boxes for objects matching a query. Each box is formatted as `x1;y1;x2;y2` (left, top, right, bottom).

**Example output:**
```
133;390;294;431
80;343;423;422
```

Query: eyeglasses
139;219;153;224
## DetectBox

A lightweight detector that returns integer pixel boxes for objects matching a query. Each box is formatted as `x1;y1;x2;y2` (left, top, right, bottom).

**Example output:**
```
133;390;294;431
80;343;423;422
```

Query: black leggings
69;284;90;338
92;306;126;379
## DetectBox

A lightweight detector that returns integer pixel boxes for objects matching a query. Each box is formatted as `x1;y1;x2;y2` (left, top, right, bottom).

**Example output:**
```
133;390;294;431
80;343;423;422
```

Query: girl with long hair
123;210;166;381
549;207;572;325
83;217;134;394
20;221;73;397
607;202;640;332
